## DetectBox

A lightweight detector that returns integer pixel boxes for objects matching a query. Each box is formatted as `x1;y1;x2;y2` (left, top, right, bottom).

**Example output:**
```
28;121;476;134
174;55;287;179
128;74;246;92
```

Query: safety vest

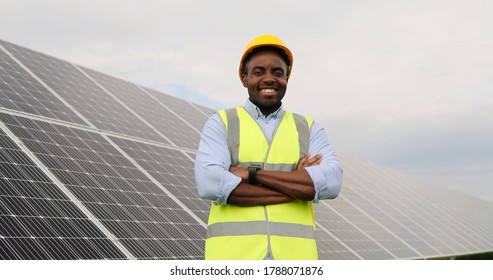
205;106;318;260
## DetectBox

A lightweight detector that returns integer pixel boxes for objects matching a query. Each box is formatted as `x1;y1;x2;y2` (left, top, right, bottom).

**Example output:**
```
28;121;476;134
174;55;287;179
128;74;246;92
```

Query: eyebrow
251;66;285;72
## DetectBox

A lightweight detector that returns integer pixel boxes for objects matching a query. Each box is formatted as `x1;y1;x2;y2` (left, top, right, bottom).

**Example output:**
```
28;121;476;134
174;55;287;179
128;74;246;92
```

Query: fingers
305;154;322;167
297;153;309;168
297;153;322;170
297;153;310;170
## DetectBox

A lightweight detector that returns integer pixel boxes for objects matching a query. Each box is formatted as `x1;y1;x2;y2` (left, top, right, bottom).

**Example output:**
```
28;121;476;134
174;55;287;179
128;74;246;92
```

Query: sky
0;0;492;202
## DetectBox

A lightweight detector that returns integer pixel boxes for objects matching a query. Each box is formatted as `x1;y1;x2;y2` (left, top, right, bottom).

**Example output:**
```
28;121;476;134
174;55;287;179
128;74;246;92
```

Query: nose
262;72;276;84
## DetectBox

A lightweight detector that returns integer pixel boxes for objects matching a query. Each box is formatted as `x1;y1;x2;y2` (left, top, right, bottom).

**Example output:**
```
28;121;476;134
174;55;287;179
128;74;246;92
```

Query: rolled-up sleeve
303;122;343;203
194;113;242;205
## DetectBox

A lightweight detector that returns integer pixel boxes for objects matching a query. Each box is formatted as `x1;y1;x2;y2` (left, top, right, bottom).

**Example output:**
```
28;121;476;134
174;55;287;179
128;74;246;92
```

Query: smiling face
241;49;289;116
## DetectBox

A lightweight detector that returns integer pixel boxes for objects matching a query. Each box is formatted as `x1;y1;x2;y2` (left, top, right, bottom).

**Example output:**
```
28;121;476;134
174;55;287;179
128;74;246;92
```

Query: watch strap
248;164;261;184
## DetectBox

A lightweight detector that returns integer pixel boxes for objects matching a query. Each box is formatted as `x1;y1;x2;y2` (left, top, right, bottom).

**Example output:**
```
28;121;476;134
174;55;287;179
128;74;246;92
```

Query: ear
241;74;248;87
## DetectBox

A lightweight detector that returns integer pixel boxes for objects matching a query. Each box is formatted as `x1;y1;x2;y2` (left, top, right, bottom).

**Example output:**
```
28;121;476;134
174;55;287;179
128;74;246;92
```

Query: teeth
261;89;275;93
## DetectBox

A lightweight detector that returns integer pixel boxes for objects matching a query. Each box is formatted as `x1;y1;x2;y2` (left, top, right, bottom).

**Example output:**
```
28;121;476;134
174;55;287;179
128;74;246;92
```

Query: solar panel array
1;39;492;260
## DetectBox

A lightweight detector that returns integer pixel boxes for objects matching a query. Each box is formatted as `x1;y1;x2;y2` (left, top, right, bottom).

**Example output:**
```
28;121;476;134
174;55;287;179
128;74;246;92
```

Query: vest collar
244;99;285;120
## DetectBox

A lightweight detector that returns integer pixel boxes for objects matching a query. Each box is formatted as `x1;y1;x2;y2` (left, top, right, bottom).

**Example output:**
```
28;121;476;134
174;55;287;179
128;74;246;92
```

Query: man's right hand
297;153;322;171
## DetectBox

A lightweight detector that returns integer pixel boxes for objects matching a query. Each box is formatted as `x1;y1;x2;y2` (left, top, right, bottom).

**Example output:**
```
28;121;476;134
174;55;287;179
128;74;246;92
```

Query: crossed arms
227;153;322;206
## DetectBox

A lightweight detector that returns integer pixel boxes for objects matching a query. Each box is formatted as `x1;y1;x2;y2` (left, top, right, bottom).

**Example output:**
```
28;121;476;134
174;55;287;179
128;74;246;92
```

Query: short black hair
241;46;290;75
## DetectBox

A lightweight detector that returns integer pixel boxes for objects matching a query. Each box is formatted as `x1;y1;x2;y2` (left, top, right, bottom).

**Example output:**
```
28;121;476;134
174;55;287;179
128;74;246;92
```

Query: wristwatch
248;164;262;184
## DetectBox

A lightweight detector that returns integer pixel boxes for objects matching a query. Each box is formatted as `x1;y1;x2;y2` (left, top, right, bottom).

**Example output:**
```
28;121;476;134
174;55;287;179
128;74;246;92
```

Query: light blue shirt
195;99;343;205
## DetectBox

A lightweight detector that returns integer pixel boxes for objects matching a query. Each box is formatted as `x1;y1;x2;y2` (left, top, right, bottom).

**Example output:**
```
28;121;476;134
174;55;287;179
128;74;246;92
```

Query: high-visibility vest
205;107;317;260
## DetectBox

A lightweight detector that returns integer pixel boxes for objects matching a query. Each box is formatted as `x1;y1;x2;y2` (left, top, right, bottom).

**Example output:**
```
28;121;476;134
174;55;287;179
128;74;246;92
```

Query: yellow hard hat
238;34;293;82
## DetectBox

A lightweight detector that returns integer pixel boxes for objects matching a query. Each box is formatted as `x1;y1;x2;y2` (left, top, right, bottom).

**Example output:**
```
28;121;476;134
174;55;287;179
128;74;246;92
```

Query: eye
274;71;284;77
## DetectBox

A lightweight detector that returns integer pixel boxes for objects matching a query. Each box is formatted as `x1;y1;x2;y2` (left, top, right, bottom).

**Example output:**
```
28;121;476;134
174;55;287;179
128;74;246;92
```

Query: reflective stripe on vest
207;221;315;239
205;107;317;260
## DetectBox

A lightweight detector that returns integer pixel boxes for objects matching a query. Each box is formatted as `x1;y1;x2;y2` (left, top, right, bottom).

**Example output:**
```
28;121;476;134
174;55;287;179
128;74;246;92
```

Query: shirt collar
244;99;285;120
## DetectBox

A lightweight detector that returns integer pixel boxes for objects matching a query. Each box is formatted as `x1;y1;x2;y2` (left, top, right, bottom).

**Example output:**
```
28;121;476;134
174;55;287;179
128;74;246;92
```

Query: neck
250;101;281;117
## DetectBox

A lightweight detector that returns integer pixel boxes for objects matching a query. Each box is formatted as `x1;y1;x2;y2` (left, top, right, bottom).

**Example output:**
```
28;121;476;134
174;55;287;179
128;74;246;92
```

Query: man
194;34;343;260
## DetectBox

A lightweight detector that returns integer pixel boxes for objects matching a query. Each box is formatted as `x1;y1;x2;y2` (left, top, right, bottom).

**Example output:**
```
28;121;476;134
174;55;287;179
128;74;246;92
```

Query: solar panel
1;38;492;260
0;43;86;124
327;153;493;258
0;121;126;260
0;113;205;259
145;87;214;133
109;137;210;223
78;67;202;150
0;40;167;143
